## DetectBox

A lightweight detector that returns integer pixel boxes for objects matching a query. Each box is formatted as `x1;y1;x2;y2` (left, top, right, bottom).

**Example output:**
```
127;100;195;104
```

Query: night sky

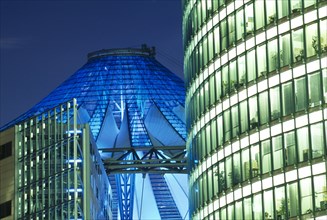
0;0;183;127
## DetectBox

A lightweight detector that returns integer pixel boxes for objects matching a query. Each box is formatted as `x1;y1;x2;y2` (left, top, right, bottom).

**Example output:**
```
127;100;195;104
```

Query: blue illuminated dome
1;45;188;219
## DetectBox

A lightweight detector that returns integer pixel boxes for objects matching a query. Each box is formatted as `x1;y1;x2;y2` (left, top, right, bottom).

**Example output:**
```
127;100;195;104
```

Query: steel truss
102;145;187;174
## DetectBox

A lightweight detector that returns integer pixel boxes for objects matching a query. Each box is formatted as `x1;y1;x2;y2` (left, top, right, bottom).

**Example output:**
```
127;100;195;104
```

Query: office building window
301;178;313;215
0;142;12;160
279;33;291;67
297;126;310;162
306;23;318;58
259;91;269;125
287;182;299;217
295;77;307;111
262;140;272;174
285;131;296;166
255;0;265;30
0;200;11;218
270;86;281;120
292;28;304;63
308;72;322;107
282;82;294;116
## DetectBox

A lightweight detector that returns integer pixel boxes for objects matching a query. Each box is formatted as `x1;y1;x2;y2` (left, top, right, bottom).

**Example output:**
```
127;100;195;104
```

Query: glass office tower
183;0;327;219
0;99;112;220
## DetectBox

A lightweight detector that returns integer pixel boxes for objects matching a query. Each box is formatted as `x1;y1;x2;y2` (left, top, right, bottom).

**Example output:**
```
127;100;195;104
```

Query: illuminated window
264;190;274;219
297;126;310;162
306;23;318;58
308;72;322;107
300;178;313;214
266;0;276;25
270;86;281;120
259;91;269;125
279;33;291;67
287;182;299;217
282;82;294;116
255;0;264;30
272;135;283;170
261;140;271;173
295;77;307;111
292;28;304;63
277;0;289;19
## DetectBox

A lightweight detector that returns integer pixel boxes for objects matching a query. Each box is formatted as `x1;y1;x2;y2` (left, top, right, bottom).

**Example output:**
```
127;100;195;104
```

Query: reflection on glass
295;77;307;111
270;87;281;120
301;178;313;214
306;23;318;57
292;29;304;62
287;182;299;217
279;34;291;67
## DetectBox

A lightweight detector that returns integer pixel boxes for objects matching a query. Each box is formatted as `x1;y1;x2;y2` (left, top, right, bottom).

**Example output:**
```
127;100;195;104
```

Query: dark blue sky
0;0;183;127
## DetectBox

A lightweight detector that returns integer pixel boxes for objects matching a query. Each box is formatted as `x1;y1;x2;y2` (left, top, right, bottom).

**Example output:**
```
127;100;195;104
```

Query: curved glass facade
183;0;327;219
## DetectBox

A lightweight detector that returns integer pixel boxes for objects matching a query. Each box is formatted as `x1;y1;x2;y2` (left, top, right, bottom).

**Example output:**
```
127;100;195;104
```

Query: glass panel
230;60;237;91
213;164;219;196
228;14;235;47
208;31;214;61
304;0;315;8
314;175;327;212
220;19;227;51
273;135;283;170
287;182;299;217
214;26;220;55
222;65;229;96
226;156;232;188
245;3;254;35
261;140;271;173
217;115;223;146
264;190;274;219
236;9;244;41
320;19;327;53
310;123;324;158
259;91;269;125
268;39;278;72
238;55;246;86
266;0;276;25
255;0;265;30
279;33;291;67
282;82;294;116
284;131;296;166
242;148;250;181
270;86;281;120
211;119;217;150
215;71;222;100
219;161;226;192
210;75;215;105
291;0;302;13
231;105;239;138
224;110;231;142
233;152;241;185
247;49;256;82
251;144;260;177
277;0;289;19
240;100;248;133
308;72;322;106
203;36;208;65
293;28;304;62
323;69;327;102
275;186;286;219
253;193;262;219
306;23;318;57
235;200;242;220
227;204;234;220
244;197;252;219
295;77;307;111
297;127;310;162
257;44;267;77
300;178;313;215
249;96;258;129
